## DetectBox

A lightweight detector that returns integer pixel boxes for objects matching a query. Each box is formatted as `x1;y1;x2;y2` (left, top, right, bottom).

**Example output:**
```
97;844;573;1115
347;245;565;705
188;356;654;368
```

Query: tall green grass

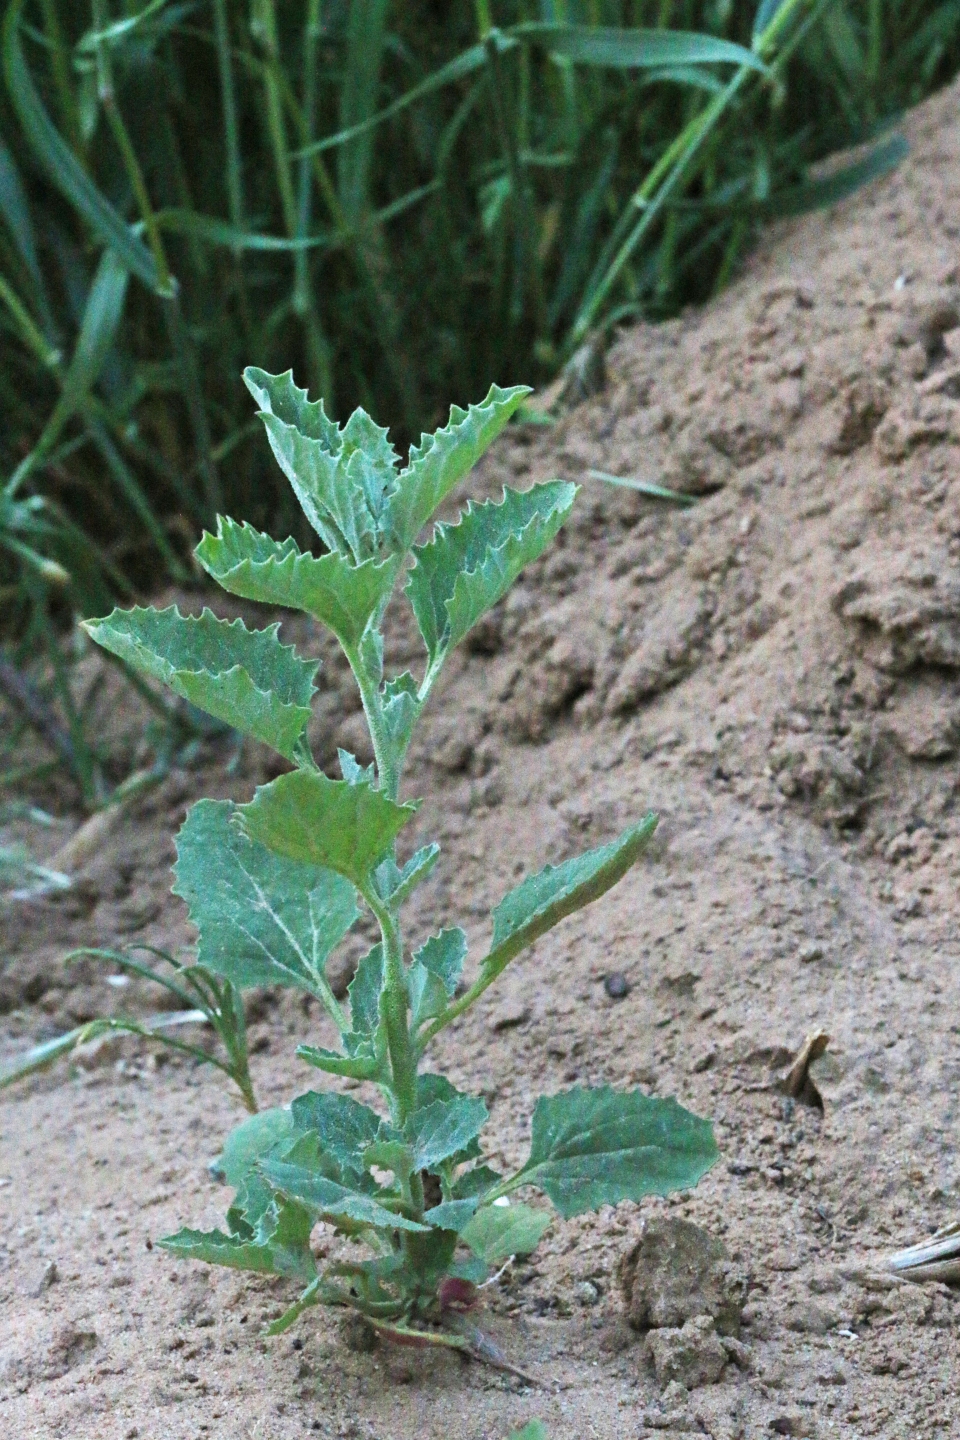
0;0;959;790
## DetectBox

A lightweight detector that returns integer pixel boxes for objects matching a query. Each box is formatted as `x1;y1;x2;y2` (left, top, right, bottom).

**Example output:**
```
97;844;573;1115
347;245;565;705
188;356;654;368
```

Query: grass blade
3;0;159;288
515;23;768;72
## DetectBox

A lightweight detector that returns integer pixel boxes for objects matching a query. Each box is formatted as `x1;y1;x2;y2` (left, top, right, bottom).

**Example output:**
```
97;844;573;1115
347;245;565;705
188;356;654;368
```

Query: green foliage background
1;0;959;793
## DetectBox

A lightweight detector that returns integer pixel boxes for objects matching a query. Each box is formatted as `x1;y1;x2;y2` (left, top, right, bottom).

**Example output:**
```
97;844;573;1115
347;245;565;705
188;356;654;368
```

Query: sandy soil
5;71;960;1440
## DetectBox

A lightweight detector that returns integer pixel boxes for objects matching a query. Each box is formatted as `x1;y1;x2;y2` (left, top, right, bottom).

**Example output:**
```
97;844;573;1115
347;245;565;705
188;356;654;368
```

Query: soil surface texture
5;74;960;1440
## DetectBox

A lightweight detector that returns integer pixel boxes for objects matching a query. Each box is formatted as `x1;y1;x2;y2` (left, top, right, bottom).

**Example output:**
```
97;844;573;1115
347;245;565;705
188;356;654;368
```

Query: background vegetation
2;0;960;797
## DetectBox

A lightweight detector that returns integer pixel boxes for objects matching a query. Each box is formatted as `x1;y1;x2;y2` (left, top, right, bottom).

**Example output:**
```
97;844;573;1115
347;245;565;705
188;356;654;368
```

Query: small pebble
799;942;823;963
573;1280;600;1306
604;972;630;1000
30;1260;59;1297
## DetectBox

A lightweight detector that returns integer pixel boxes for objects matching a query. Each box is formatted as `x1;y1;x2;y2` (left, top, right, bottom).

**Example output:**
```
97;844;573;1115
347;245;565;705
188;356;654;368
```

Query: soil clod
620;1218;747;1337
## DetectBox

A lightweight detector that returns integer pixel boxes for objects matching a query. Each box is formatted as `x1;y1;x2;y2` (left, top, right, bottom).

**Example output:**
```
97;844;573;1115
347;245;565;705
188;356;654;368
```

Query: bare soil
5;74;960;1440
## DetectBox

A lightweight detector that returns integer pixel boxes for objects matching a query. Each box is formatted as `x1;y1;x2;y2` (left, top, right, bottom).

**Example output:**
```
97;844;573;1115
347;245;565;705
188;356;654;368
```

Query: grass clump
70;372;717;1346
2;1;957;790
3;0;957;570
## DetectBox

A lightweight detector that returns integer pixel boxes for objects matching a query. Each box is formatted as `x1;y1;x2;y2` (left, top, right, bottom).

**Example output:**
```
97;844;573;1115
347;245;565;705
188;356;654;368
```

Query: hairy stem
363;888;418;1131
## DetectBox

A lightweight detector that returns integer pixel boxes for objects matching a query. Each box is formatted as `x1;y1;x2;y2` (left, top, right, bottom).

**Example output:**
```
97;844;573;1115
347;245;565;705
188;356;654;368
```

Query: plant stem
364;888;418;1131
346;645;402;799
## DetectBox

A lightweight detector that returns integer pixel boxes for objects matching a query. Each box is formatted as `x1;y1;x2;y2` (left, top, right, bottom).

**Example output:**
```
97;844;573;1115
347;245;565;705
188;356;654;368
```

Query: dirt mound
4;76;960;1440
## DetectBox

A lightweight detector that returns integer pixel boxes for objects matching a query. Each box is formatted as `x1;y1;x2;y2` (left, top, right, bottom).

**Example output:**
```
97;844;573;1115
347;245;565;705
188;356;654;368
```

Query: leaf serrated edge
418;815;658;1047
406;481;577;683
386;384;532;549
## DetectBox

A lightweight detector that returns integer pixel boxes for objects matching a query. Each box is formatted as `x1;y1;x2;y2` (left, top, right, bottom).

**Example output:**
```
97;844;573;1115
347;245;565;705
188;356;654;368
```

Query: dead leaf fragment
781;1032;830;1109
888;1221;960;1283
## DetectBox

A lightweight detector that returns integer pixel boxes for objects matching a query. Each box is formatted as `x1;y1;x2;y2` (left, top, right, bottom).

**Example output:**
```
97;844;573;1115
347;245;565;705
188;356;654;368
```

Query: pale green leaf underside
489;814;659;963
173;800;357;999
376;843;440;907
516;1085;718;1219
216;1108;295;1188
262;1159;428;1232
237;772;417;888
295;1045;381;1081
409;928;467;1028
244;367;398;562
414;928;466;992
384;383;532;549
84;606;316;759
407;481;576;665
347;943;384;1038
461;1203;551;1264
195;516;400;649
408;963;449;1029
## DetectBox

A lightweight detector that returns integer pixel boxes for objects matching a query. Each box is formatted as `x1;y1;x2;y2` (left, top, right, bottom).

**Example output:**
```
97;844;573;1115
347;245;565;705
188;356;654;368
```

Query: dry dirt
5;72;960;1440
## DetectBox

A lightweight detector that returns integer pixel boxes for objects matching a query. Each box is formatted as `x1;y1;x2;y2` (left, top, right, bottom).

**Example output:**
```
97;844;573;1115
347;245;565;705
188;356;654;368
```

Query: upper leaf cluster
244;368;531;564
85;371;565;791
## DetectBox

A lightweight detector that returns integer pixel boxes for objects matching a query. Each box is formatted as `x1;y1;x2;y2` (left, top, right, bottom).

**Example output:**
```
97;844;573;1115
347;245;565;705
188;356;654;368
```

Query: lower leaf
513;1085;718;1219
461;1203;552;1266
262;1159;429;1232
159;1195;316;1283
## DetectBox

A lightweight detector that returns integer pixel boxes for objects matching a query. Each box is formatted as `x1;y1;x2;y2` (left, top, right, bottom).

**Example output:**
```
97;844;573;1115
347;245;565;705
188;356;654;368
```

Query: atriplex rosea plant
83;371;717;1345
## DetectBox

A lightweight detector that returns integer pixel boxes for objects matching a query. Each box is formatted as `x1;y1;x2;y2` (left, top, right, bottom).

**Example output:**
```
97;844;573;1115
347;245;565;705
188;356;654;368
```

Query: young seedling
82;371;717;1348
0;944;255;1111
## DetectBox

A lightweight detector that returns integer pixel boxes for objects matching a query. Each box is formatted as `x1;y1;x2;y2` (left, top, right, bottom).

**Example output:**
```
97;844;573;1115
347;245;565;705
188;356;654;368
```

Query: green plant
0;944;255;1109
79;369;716;1347
3;0;953;604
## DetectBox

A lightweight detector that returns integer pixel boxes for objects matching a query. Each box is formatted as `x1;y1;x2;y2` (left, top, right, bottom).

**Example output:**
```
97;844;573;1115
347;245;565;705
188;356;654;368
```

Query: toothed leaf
414;928;466;994
381;671;419;750
461;1203;551;1264
452;1164;503;1200
514;1085;718;1218
84;605;316;759
262;1160;428;1232
483;815;658;979
408;967;450;1029
173;800;357;1001
385;384;531;549
347;943;384;1037
405;1093;488;1171
409;928;467;1027
361;1138;416;1184
290;1091;383;1183
295;1045;381;1081
407;482;576;667
394;842;440;902
374;844;440;907
237;772;417;888
215;1108;296;1187
339;749;375;785
159;1195;315;1282
196;516;400;648
244;367;398;562
424;1198;480;1232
